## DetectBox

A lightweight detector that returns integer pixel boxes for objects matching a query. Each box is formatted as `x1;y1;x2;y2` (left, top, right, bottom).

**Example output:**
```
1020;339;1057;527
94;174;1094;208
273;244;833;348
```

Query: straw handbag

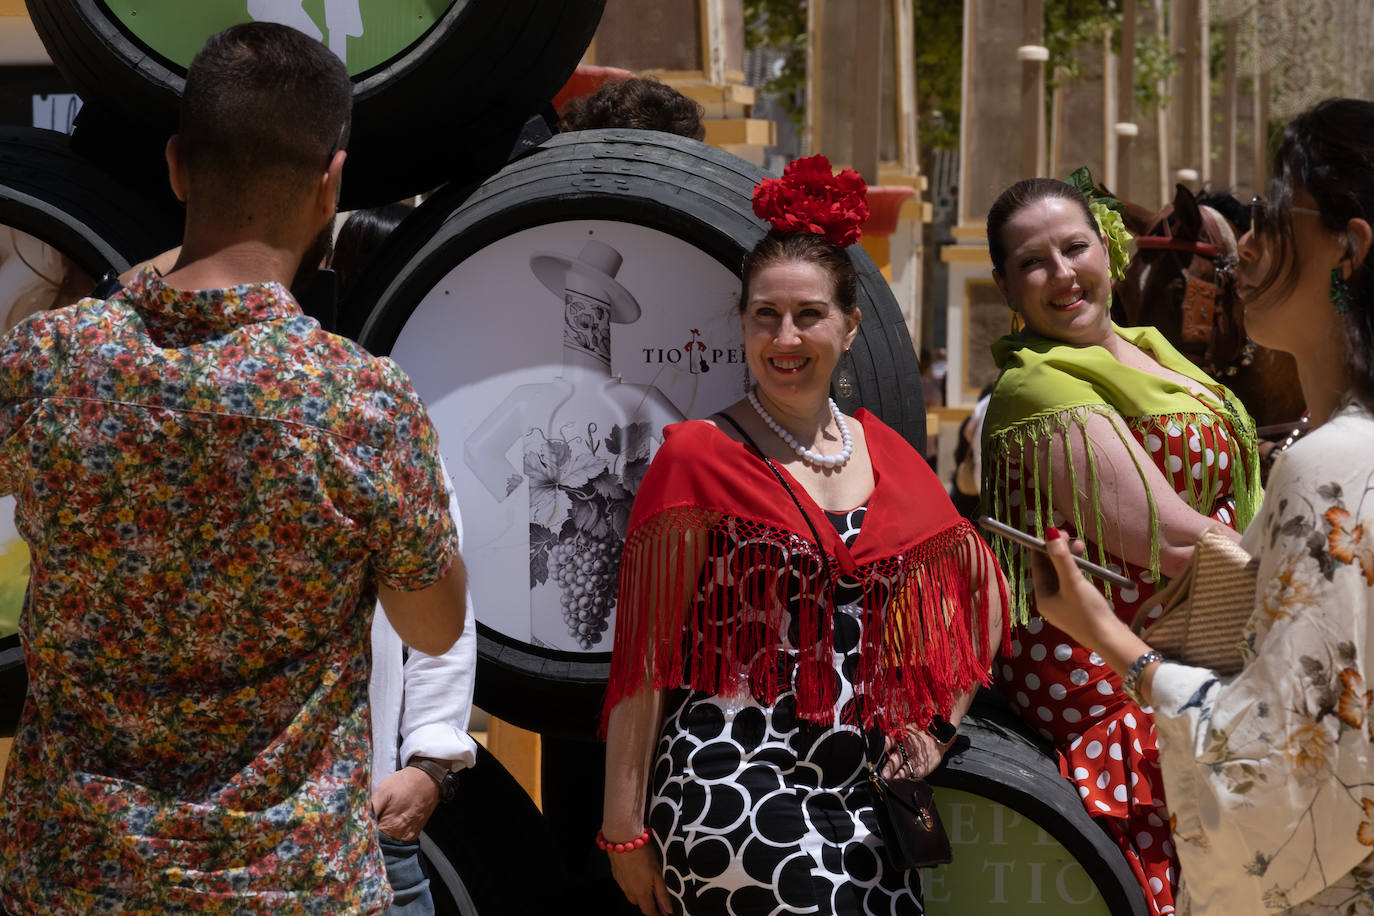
1129;526;1258;676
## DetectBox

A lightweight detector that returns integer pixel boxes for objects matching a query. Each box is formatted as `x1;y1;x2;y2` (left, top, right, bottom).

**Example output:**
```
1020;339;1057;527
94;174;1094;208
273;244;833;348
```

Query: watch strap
406;755;450;788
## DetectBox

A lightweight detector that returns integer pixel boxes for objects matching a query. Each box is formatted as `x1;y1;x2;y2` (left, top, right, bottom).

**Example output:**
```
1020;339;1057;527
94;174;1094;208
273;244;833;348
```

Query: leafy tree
743;0;1179;152
743;0;808;126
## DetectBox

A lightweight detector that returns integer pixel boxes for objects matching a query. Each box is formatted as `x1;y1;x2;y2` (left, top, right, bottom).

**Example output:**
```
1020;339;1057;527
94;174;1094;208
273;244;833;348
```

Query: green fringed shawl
981;324;1262;624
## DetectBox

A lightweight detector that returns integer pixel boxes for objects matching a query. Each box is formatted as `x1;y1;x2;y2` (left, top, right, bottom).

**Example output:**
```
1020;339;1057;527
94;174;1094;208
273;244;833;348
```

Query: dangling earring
835;348;854;398
1331;267;1352;315
1008;305;1023;334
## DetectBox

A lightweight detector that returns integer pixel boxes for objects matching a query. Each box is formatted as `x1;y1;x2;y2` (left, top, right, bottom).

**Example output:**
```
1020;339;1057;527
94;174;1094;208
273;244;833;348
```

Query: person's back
0;23;462;915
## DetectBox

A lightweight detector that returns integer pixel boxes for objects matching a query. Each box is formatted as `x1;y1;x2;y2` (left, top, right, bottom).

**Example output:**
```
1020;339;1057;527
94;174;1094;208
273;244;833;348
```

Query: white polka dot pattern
990;411;1245;916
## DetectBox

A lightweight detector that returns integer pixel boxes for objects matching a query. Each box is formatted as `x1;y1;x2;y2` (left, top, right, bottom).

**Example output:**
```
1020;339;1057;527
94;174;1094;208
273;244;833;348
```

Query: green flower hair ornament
1091;201;1132;281
1065;165;1133;281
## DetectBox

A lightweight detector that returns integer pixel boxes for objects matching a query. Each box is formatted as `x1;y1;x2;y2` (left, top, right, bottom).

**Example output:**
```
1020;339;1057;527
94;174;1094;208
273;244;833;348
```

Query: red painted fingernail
1045;527;1062;541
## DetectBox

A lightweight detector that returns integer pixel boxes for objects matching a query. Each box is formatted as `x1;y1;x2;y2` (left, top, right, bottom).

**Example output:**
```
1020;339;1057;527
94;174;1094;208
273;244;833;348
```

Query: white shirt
369;462;479;783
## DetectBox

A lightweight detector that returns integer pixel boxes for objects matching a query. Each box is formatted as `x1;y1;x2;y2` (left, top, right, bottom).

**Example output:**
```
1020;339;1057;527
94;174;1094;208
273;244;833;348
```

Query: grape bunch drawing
527;421;651;649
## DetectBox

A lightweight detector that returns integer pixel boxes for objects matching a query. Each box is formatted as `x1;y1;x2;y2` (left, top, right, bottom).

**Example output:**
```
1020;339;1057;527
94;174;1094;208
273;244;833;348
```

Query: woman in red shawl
598;157;1008;916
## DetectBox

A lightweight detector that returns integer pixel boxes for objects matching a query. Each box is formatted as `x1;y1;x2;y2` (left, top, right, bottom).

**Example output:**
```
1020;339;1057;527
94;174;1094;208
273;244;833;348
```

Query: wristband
596;826;651;854
927;716;957;745
1122;650;1164;707
405;756;450;788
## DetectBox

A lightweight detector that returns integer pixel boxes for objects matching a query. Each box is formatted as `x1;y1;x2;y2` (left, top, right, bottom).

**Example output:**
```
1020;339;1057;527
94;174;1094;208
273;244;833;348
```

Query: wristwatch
927;716;958;745
406;755;459;803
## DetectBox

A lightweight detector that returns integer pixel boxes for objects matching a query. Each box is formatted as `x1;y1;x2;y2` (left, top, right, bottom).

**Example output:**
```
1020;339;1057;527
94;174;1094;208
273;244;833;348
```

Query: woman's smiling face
741;259;859;406
993;197;1114;348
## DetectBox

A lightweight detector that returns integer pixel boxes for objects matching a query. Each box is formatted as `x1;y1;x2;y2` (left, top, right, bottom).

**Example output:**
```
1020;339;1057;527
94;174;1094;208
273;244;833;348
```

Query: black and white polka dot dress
648;504;924;916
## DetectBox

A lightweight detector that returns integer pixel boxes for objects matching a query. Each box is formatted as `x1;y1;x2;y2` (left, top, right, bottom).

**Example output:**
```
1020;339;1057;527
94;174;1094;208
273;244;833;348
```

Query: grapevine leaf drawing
623;421;652;463
624;456;650;492
568;488;614;540
589;468;631;502
609;500;632;541
525;433;606;527
530;523;556;586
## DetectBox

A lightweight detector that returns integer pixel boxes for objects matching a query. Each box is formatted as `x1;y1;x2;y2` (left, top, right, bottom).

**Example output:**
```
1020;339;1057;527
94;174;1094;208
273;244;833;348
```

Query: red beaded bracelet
596;827;651;853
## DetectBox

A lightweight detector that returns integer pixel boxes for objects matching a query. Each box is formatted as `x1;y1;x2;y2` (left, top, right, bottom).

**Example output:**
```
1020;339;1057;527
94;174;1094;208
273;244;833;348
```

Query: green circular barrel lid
925;788;1113;913
100;0;460;77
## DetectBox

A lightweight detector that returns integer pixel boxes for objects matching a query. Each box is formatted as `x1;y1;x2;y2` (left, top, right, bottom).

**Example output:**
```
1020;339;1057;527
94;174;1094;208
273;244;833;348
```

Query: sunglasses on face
1249;195;1323;236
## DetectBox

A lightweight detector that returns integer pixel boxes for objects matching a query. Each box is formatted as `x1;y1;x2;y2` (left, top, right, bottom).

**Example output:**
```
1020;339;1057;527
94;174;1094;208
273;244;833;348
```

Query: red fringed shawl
601;410;1009;737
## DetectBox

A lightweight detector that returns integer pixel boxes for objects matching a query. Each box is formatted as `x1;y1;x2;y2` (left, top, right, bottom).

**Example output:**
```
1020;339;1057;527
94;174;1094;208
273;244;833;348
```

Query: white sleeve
395;456;479;772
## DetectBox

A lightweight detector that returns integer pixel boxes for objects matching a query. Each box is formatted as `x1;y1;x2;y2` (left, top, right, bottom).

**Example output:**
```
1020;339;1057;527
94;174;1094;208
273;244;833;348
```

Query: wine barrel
25;0;605;208
352;129;927;739
420;743;564;915
924;693;1149;915
0;125;184;735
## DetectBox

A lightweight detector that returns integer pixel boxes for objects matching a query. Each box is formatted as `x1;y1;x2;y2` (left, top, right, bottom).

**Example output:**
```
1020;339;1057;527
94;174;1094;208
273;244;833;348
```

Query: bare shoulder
708;399;751;442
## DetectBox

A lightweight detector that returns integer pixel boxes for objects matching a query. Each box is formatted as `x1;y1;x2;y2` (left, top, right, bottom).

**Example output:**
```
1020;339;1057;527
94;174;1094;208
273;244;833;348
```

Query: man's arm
377;559;466;657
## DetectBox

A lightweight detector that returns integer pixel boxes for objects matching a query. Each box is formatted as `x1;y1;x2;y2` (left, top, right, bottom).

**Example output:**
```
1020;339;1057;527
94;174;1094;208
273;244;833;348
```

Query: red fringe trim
600;513;1005;738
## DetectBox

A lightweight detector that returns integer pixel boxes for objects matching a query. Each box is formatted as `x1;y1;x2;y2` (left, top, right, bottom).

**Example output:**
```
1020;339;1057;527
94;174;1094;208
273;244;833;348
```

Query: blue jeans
379;832;435;916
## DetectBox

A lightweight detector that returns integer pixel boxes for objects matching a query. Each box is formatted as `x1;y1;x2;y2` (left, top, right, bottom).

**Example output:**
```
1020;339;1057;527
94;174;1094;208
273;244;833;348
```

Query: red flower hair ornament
751;154;870;248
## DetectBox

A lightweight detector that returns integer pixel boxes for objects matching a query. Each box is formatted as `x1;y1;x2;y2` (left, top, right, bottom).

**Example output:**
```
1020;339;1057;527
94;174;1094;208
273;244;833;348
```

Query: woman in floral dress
1032;98;1374;914
979;178;1263;915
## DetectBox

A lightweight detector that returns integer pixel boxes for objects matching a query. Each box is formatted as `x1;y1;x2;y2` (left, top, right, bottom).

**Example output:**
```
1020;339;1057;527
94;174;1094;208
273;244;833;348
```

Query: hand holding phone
977;516;1134;589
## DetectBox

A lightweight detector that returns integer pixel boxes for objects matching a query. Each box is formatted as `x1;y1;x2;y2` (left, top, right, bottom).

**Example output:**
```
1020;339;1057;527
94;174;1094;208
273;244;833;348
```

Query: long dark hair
985;177;1100;275
1253;98;1374;408
738;230;859;315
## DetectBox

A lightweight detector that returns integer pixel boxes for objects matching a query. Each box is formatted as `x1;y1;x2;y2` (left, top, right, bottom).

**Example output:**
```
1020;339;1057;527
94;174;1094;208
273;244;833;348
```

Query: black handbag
715;412;955;872
865;764;953;870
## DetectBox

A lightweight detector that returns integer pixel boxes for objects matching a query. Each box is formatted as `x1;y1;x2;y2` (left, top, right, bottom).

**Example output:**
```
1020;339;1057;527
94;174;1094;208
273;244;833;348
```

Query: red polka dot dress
995;414;1242;916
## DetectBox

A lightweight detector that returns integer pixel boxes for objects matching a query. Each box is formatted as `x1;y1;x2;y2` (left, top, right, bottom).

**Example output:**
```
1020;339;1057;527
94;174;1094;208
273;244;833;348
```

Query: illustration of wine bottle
463;240;682;650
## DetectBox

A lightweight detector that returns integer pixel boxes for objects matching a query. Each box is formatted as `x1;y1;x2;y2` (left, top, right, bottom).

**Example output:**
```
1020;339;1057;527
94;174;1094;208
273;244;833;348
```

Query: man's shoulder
1;296;112;356
300;329;421;401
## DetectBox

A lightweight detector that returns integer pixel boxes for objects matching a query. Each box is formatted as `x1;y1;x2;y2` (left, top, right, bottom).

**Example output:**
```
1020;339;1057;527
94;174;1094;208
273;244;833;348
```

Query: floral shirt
1152;402;1374;914
0;269;457;915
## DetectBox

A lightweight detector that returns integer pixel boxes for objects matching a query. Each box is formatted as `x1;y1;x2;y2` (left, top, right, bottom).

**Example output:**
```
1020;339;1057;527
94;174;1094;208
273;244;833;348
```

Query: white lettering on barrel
981;861;1014;903
1056;862;1098;905
920;866;951;903
1035;825;1058;846
32;94;82;134
989;804;1023;845
1026;860;1046;904
948;802;979;845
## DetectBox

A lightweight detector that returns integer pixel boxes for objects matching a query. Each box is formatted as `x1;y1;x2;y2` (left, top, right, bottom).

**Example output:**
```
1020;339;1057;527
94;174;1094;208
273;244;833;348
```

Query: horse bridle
1132;204;1249;379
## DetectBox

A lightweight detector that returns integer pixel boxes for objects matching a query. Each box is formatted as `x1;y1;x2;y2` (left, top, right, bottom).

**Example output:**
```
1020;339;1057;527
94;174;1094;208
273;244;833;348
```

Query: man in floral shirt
0;23;465;915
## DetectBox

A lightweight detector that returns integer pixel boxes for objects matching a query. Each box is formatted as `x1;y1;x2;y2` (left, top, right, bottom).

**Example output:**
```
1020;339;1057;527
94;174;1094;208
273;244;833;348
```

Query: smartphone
977;516;1134;589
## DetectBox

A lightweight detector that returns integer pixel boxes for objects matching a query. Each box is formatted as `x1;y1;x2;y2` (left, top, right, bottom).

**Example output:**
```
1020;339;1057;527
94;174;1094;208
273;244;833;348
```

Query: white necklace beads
747;389;854;469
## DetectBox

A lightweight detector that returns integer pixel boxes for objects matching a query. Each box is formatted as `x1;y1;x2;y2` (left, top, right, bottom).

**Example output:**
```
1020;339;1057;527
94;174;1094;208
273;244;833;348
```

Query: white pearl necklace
747;389;854;469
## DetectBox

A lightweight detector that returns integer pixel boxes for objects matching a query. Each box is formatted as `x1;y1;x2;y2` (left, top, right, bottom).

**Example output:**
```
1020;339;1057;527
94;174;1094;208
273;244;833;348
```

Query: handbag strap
715;412;832;557
715;412;893;774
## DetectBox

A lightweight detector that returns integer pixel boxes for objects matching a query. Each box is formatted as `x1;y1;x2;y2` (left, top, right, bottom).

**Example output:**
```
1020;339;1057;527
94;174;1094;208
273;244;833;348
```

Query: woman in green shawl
980;178;1262;915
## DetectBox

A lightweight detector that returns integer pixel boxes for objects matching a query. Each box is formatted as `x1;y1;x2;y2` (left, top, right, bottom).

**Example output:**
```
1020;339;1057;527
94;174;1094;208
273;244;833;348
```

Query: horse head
1114;184;1305;429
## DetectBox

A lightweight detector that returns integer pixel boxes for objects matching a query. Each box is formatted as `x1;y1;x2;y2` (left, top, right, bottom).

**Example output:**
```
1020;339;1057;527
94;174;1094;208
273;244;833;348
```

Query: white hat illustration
529;240;642;323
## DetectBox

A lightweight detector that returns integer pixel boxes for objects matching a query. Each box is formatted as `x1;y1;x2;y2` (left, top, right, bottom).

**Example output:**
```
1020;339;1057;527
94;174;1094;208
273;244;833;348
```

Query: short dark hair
559;77;706;141
985;177;1099;274
180;22;351;202
1253;97;1374;408
738;230;859;315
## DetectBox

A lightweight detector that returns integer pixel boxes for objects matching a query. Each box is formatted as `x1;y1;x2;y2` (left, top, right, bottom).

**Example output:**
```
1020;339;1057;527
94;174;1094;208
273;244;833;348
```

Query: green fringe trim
981;404;1257;626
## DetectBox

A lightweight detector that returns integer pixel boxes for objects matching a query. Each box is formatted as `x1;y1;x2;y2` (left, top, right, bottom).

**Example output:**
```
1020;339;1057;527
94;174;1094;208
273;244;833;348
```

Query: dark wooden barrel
353;129;926;740
924;692;1150;915
24;0;606;208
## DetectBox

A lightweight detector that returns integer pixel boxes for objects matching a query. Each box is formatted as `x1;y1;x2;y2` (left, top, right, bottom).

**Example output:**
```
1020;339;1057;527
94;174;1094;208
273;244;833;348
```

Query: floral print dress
1152;402;1374;914
996;409;1245;916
